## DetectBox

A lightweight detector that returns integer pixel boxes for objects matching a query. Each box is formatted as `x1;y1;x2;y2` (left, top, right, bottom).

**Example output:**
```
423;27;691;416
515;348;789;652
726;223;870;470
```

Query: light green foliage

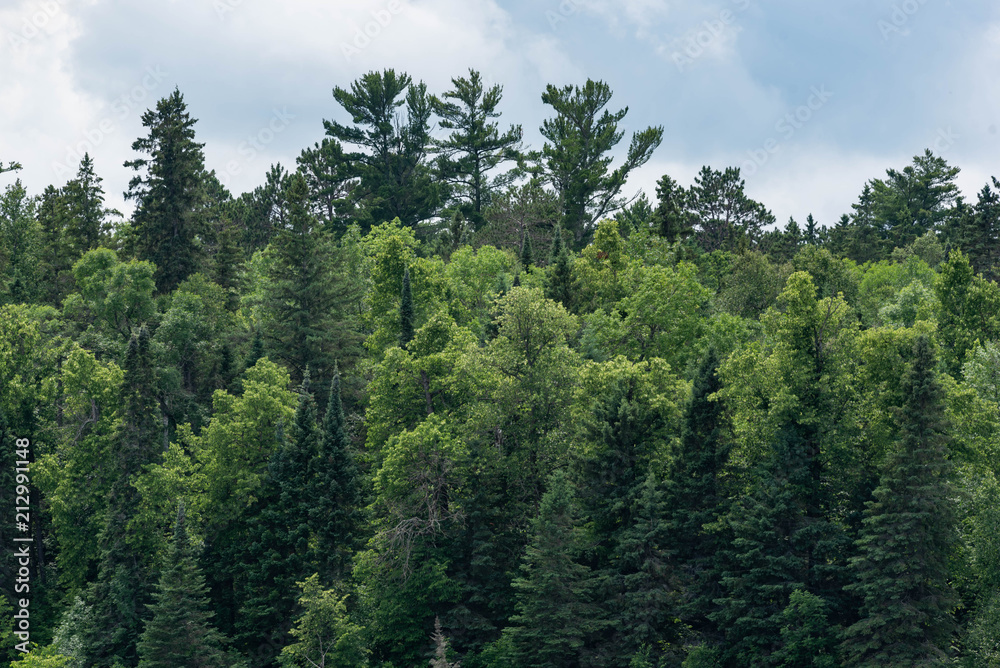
35;347;123;593
772;590;838;668
878;279;938;327
965;341;1000;409
279;575;369;668
938;249;1000;371
10;646;73;667
717;251;787;320
0;179;41;304
856;255;937;326
443;244;515;338
581;260;709;369
573;218;628;311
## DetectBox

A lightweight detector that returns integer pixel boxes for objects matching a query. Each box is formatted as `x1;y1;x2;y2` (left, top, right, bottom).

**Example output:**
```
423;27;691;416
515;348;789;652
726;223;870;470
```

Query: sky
1;0;997;230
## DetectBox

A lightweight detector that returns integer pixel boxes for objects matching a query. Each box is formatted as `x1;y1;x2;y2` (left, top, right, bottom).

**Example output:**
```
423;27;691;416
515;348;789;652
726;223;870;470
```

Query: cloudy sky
1;0;996;228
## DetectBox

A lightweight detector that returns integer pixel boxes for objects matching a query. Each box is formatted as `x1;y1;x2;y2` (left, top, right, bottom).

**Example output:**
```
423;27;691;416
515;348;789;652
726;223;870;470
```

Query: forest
2;67;1000;667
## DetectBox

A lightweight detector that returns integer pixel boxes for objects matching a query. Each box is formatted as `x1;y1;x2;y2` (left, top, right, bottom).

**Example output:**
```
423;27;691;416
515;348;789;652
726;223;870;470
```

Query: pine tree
841;336;958;666
309;364;362;582
651;174;692;242
430;68;523;228
504;469;609;667
124;88;207;294
137;503;230;668
236;377;319;665
35;184;75;304
84;326;163;667
545;225;573;309
400;267;415;348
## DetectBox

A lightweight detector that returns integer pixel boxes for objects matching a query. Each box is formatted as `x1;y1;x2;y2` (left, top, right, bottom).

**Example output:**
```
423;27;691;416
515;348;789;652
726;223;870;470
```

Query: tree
124;88;207;293
83;326;163;667
136;503;230;668
687;166;775;252
537;79;663;248
841;336;958;666
64;153;113;255
309;365;362;582
545;225;573;309
400;266;415;348
651;174;692;242
519;232;533;272
324;69;440;229
876;149;961;249
0;179;40;304
278;575;369;668
296;138;357;235
503;469;609;667
35;185;75;304
262;172;361;394
431;68;523;228
236;378;321;665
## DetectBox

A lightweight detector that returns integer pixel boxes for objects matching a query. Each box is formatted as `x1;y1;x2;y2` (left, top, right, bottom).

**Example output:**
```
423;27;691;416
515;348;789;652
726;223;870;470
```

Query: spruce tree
400;267;415;348
308;364;362;582
35;184;75;304
505;469;609;667
124;88;207;293
545;225;573;309
263;173;359;396
137;503;230;668
841;336;958;666
520;232;534;272
84;326;163;667
64;153;110;255
236;377;319;665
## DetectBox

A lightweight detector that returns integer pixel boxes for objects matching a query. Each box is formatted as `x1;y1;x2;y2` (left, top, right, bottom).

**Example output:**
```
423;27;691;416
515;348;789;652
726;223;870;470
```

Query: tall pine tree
841;335;958;666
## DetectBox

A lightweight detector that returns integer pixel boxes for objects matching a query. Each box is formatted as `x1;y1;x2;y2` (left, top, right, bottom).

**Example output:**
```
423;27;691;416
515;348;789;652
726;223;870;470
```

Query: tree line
1;68;1000;667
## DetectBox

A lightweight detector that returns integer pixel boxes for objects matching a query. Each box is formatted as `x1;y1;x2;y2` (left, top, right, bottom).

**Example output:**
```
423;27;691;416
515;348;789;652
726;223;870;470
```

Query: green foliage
278;575;368;668
136;504;230;668
124;88;207;293
0;179;41;304
10;646;73;667
536;79;663;248
687;166;774;252
841;336;958;666
771;590;839;668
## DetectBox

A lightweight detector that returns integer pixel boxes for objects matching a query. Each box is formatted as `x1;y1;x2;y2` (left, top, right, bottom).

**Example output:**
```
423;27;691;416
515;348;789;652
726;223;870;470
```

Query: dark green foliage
296;138;356;235
665;350;729;633
399;266;415;348
84;326;163;667
64;153;112;255
545;225;573;308
324;69;440;229
263;173;361;394
431;68;523;228
651;174;692;242
236;380;320;666
537;79;663;248
124;88;207;294
137;504;230;668
841;336;958;666
687;166;774;252
520;232;534;271
308;365;362;582
504;469;610;667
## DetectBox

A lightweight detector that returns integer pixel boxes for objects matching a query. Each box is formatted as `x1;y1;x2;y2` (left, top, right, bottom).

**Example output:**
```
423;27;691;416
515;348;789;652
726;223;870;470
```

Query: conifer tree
309;364;362;581
519;232;534;272
84;326;162;667
35;185;74;304
545;225;573;309
124;88;207;294
841;336;958;666
504;469;609;667
400;267;415;348
137;503;230;668
236;376;320;665
665;349;729;635
64;153;111;255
